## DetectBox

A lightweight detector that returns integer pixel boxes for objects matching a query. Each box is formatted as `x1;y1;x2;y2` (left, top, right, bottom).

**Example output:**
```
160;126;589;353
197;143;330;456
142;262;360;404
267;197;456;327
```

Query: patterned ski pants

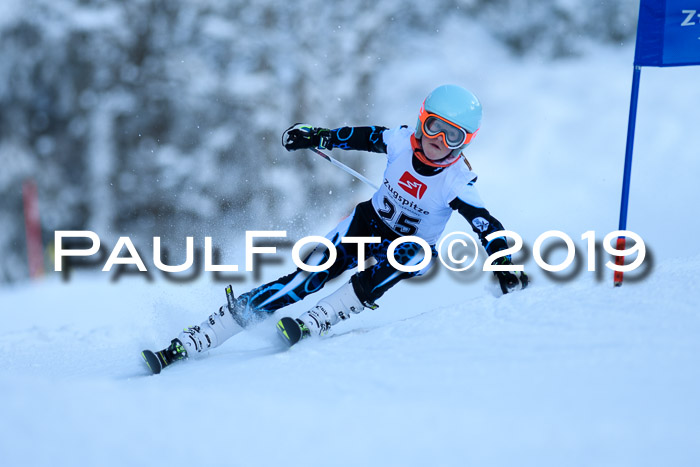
234;200;436;324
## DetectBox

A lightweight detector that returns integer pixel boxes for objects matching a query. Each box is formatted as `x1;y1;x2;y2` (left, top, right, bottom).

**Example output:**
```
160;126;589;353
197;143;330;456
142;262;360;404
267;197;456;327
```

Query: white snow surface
2;21;700;467
2;260;699;467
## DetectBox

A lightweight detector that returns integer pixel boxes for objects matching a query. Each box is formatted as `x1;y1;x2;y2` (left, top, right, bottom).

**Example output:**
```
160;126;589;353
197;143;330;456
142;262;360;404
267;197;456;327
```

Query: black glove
492;256;529;294
282;123;332;151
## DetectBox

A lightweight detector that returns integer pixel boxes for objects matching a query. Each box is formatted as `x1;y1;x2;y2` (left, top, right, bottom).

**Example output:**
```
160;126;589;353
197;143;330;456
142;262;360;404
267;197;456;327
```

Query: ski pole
308;147;379;191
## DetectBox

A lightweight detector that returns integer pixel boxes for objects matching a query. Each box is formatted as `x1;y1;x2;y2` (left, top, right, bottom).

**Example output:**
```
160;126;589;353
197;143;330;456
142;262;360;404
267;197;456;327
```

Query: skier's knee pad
178;306;243;356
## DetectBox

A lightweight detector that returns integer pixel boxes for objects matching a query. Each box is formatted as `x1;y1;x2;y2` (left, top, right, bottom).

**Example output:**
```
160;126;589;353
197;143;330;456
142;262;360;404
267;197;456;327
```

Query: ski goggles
419;110;477;149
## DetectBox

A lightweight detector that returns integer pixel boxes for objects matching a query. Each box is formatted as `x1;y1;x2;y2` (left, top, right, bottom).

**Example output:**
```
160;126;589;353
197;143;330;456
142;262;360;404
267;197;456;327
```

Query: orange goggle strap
410;134;462;168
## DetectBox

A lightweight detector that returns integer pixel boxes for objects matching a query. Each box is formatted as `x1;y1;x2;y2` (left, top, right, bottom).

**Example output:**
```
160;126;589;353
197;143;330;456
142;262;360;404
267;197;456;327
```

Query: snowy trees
0;0;637;282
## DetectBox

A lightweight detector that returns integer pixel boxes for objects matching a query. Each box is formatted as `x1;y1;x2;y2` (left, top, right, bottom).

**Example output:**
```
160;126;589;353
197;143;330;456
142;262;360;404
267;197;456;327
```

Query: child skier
141;84;528;374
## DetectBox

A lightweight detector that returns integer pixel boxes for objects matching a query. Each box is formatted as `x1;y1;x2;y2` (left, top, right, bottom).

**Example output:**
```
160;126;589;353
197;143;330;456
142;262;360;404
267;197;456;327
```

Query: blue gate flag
635;0;700;67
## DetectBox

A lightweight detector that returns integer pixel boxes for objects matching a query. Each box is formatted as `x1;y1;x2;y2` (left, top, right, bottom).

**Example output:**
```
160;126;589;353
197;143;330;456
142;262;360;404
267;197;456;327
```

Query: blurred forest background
0;0;637;282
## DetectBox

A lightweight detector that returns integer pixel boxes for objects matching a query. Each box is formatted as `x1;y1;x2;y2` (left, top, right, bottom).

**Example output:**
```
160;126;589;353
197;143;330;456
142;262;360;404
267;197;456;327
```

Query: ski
276;317;310;347
140;350;163;375
141;339;187;375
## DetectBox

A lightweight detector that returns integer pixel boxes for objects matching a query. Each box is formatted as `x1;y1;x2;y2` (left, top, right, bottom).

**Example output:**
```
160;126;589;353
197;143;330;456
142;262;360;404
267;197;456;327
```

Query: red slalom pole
613;237;625;286
23;179;44;279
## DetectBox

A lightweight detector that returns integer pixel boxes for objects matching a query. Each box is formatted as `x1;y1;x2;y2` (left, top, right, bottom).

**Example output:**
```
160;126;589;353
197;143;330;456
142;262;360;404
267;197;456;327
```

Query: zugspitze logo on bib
398;171;427;199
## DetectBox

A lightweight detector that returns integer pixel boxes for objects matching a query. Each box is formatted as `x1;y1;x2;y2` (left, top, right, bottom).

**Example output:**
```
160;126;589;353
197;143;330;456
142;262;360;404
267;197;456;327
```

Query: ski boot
276;281;369;347
141;285;244;374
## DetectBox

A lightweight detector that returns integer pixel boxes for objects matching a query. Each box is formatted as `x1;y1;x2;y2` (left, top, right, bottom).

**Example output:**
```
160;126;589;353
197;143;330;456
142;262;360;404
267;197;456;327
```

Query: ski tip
276;317;302;347
141;350;162;375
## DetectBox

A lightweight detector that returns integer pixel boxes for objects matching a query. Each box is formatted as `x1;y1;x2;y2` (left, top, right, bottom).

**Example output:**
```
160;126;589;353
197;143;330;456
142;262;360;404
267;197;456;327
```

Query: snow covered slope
1;254;699;467
2;14;700;467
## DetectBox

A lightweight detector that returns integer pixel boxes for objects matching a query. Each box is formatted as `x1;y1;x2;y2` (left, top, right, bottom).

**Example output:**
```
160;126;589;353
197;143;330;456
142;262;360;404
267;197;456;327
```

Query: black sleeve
328;126;388;153
449;197;510;256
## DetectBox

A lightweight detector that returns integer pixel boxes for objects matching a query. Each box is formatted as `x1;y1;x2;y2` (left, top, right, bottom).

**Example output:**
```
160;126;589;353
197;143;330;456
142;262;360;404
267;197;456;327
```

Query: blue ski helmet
416;84;482;159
